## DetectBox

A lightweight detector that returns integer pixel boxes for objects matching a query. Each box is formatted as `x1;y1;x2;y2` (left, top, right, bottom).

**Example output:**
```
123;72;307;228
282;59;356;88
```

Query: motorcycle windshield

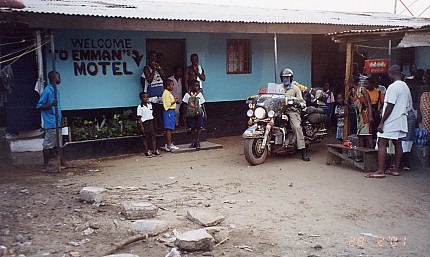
247;94;287;113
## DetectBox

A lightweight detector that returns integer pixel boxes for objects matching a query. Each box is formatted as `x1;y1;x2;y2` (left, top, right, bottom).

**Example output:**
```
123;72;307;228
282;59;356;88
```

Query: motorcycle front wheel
244;138;268;166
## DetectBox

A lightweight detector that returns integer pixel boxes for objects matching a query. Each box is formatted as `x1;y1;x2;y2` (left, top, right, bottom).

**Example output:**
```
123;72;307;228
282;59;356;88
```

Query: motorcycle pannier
307;113;325;124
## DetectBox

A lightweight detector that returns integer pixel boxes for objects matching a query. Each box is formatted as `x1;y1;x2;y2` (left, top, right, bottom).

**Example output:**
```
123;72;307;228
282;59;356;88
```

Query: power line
0;36;50;60
0;40;50;65
418;4;430;17
0;34;34;39
0;44;35;60
0;39;27;47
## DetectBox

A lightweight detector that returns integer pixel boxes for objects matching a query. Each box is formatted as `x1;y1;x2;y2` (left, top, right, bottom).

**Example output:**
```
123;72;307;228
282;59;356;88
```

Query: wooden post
50;31;61;172
343;41;353;142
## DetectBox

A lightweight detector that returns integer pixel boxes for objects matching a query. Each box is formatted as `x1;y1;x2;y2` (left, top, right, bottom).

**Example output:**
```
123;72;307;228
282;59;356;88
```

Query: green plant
71;109;138;142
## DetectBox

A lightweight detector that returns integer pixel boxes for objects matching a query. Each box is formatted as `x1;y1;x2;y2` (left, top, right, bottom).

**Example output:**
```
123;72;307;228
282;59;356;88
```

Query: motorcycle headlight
248;103;253;109
254;107;266;119
246;109;253;117
267;110;275;118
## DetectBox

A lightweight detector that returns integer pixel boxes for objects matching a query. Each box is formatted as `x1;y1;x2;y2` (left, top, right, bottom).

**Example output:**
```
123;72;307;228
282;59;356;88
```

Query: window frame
226;39;252;74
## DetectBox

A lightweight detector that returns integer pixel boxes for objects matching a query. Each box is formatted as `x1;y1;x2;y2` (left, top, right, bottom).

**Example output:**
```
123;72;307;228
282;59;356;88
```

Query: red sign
364;59;390;74
258;88;285;94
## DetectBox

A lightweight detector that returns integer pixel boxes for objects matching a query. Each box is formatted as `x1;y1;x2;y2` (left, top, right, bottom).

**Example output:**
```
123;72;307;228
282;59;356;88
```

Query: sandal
61;164;76;170
365;172;385;178
42;166;59;173
384;169;400;176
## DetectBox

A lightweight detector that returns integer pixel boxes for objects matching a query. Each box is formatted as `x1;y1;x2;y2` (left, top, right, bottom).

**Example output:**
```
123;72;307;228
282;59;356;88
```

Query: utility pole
50;31;61;172
274;33;278;83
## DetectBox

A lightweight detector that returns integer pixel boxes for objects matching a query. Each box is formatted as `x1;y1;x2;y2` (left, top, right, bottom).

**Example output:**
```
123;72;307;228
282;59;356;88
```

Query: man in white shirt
141;51;166;132
366;65;411;178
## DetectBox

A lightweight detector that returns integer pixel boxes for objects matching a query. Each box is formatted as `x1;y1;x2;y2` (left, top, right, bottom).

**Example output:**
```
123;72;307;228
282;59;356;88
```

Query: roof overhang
328;25;430;47
1;12;390;34
398;31;430;47
1;0;430;34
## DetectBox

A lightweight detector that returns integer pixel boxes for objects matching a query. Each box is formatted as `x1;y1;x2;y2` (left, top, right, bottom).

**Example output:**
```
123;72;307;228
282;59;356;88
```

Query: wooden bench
326;143;378;172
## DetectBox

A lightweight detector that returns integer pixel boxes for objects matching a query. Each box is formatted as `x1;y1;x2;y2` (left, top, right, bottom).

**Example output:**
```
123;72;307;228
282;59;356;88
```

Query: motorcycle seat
305;106;326;114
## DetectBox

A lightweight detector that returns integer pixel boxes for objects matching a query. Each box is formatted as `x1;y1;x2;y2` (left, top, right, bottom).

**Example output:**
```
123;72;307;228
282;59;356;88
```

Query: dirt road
0;135;429;257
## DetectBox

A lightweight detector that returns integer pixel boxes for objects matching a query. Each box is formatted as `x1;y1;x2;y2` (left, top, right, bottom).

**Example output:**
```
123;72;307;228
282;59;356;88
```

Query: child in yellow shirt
162;80;179;151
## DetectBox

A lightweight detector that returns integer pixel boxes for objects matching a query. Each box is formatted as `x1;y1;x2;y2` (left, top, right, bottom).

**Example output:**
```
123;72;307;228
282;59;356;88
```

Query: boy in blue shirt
36;71;73;172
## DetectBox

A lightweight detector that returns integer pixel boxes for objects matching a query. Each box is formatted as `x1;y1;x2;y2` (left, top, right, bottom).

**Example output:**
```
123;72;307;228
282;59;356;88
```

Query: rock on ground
165;248;181;257
103;254;140;257
15;234;26;243
79;187;106;203
186;209;225;227
121;202;158;220
174;229;214;251
0;229;10;236
130;220;169;236
203;226;229;243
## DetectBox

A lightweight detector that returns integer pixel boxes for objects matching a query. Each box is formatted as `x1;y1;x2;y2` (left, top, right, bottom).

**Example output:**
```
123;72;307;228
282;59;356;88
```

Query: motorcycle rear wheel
244;138;268;166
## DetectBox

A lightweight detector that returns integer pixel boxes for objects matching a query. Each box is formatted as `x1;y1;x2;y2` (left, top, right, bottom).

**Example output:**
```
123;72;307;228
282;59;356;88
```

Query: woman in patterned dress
419;71;430;132
349;78;373;148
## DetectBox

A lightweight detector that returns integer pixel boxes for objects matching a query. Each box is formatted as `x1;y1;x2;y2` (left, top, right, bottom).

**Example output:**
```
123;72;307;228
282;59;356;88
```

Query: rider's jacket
275;82;306;111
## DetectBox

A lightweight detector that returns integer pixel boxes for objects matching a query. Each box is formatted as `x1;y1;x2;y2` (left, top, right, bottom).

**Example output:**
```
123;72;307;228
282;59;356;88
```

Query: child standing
183;80;207;149
137;92;160;157
168;65;184;127
334;93;347;141
162;79;180;151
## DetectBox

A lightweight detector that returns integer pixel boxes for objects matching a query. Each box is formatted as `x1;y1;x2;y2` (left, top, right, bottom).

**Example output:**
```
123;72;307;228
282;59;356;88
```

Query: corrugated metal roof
9;0;430;27
327;27;413;36
327;25;430;45
399;32;430;47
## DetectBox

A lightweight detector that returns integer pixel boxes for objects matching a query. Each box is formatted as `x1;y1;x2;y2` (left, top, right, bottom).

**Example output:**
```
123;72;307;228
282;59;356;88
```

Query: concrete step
159;141;223;154
63;127;208;160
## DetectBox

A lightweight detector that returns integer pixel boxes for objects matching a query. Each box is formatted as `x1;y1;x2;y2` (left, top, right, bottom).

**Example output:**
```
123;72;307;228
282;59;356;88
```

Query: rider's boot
301;148;310;161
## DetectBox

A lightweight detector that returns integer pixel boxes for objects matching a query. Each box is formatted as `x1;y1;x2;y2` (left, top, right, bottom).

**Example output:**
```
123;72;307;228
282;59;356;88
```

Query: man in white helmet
275;68;310;161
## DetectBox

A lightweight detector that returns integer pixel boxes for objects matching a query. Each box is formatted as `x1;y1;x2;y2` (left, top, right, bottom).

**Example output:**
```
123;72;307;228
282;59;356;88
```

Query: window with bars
226;39;251;74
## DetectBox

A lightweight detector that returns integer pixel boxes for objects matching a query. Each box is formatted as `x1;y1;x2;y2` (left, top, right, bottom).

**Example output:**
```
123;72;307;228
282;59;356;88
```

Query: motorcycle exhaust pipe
261;119;273;149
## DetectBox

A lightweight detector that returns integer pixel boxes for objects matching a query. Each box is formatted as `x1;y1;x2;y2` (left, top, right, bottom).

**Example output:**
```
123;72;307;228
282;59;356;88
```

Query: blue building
1;1;430;141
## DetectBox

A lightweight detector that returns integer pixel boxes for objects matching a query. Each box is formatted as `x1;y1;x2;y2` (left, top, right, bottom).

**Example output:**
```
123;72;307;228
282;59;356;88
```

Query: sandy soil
0;135;429;257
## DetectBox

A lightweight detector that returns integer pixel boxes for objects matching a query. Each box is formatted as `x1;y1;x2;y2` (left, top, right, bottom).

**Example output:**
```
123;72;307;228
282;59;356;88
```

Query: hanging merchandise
0;65;14;106
0;64;15;93
34;30;45;96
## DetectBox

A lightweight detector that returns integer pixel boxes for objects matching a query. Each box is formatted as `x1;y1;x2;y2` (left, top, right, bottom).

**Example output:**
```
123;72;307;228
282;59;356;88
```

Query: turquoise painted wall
277;34;312;87
47;30;144;110
48;30;312;110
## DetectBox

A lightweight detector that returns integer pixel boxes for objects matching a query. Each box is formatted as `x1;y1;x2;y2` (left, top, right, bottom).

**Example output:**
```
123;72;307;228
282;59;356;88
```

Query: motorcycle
242;88;327;165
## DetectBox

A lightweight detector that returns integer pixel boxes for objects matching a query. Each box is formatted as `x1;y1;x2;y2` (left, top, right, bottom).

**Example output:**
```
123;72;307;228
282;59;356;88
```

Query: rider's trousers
287;111;306;150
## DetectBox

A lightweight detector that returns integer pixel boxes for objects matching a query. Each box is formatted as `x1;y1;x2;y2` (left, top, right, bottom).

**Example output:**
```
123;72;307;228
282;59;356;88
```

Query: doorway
146;39;186;78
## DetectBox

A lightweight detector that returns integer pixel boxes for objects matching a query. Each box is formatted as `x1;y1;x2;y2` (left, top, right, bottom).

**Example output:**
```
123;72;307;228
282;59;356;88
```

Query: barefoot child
183;80;207;149
334;93;347;141
137;92;159;157
162;80;180;151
